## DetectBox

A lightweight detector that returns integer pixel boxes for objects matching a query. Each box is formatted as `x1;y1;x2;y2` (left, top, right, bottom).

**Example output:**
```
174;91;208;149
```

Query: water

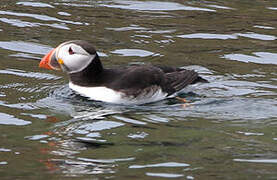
0;0;277;179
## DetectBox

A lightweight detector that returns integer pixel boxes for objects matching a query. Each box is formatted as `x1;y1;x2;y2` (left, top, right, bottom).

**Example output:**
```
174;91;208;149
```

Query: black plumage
43;40;208;103
69;53;207;98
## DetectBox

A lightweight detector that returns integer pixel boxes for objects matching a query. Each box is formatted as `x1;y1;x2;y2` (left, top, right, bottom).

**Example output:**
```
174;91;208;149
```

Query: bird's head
39;40;98;74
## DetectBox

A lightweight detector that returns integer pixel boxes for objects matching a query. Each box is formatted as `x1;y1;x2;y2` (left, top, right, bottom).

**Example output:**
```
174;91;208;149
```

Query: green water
0;0;277;179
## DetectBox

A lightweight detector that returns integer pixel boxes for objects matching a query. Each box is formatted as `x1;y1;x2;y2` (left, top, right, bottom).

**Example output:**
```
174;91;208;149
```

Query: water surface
0;0;277;179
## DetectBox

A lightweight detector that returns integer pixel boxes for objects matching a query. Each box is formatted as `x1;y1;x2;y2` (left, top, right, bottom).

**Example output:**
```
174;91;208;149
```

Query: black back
67;40;208;96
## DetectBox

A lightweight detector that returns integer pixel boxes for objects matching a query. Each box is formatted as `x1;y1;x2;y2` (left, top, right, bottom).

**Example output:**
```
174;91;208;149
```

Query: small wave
0;41;52;55
100;0;215;12
111;49;159;57
223;52;277;65
146;172;184;178
0;112;31;126
16;2;54;8
129;162;190;168
0;69;60;80
0;10;83;25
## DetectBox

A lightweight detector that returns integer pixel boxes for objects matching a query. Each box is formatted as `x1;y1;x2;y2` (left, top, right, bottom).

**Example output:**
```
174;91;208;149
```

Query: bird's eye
69;47;74;55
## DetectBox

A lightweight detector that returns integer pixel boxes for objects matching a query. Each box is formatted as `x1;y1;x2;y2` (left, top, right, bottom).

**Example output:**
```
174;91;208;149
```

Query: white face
55;42;96;73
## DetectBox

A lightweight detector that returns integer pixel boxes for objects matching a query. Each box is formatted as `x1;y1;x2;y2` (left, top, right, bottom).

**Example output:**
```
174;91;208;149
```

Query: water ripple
0;162;8;165
0;18;39;28
0;10;84;25
0;69;60;80
113;115;147;125
178;33;237;40
234;159;277;164
129;162;190;168
205;4;235;10
0;148;11;152
16;2;54;8
0;17;70;30
237;32;276;41
178;32;276;41
0;41;51;55
128;132;148;139
146;172;184;178
0;100;37;110
78;157;135;163
100;0;216;12
106;25;148;32
57;12;71;16
223;52;277;65
25;134;49;140
50;157;135;175
253;25;275;30
111;49;160;57
54;2;95;8
0;112;31;126
78;120;125;131
267;7;277;10
1;0;277;178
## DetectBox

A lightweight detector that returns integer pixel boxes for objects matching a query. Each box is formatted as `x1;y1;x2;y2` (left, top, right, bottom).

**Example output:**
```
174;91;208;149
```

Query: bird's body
39;40;207;105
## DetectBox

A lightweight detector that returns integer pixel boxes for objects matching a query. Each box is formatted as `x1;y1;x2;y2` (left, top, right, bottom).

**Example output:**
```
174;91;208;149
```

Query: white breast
69;82;168;105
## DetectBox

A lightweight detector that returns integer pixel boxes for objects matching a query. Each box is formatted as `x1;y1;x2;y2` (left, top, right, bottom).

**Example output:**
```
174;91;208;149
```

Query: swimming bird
39;40;207;105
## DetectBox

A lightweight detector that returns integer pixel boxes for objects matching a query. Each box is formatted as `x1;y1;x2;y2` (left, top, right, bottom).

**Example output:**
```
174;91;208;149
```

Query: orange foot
175;96;187;103
176;97;193;109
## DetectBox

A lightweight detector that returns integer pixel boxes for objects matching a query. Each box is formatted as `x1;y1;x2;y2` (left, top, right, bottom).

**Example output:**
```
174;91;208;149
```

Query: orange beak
39;48;56;70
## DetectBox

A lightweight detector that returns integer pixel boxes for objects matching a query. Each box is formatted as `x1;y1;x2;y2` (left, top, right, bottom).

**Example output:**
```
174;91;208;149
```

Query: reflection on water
233;159;277;163
0;41;51;55
178;33;238;40
205;4;234;10
129;162;190;168
16;2;55;8
0;112;31;125
100;0;216;12
0;10;84;25
146;172;185;178
178;32;276;40
0;69;59;80
254;25;275;30
111;49;157;57
0;0;277;179
223;52;277;65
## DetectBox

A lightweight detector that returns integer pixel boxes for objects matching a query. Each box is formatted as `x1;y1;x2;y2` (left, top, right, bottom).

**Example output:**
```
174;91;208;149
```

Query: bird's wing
108;65;164;93
164;69;201;95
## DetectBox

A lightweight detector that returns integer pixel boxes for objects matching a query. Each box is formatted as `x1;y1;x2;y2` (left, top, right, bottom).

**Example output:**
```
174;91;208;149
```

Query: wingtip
195;76;209;83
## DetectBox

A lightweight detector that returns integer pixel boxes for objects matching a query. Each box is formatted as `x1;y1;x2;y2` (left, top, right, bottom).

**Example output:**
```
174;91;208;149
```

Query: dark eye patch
69;47;74;55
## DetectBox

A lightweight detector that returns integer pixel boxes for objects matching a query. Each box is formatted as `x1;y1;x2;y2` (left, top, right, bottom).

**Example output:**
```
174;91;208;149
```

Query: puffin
39;40;207;105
